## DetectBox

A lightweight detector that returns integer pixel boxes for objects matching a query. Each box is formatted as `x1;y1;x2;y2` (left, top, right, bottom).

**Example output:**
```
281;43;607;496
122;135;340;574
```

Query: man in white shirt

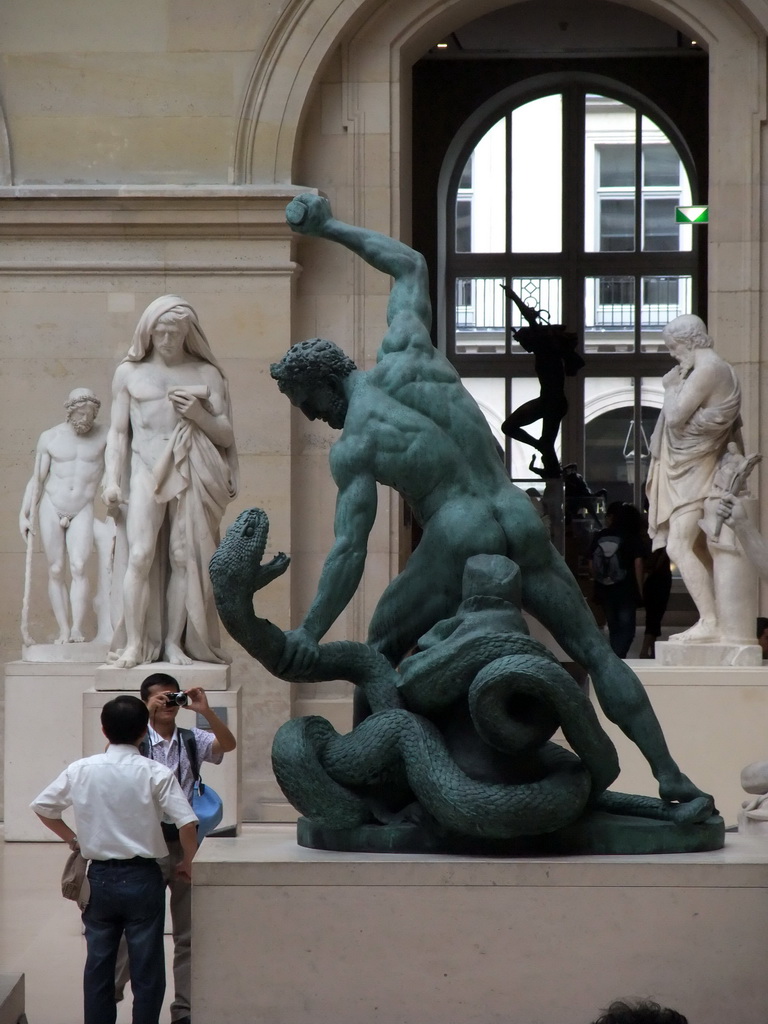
31;694;198;1024
115;671;236;1024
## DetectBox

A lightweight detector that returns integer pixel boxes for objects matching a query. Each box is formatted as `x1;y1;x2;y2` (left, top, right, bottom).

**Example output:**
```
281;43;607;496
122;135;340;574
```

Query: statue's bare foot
165;642;193;666
69;630;85;643
113;645;141;669
54;633;69;645
659;771;716;823
668;619;718;643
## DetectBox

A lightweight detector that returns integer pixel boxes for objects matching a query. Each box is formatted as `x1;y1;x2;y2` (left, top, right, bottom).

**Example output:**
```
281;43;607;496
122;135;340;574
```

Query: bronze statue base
297;811;725;856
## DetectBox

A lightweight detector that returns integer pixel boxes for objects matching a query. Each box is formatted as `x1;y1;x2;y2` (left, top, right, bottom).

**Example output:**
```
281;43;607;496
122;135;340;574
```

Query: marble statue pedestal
83;683;242;835
655;639;762;666
93;660;230;691
4;659;239;840
192;826;768;1024
4;661;93;840
594;661;768;824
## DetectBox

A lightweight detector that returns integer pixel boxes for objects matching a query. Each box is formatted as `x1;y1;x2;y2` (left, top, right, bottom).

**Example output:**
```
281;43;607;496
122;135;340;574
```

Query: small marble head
64;387;101;435
663;313;713;351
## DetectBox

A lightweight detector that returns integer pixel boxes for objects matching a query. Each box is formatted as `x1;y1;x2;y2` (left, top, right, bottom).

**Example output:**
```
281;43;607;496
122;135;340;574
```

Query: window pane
511;94;562;253
584;377;636;506
642;116;692;253
459;154;473;190
643;197;679;251
643;143;679;186
584;94;636;253
600;198;635;251
455;119;506;253
455;199;472;252
599;144;635;187
584;276;635;353
639;275;692;350
455;277;506;354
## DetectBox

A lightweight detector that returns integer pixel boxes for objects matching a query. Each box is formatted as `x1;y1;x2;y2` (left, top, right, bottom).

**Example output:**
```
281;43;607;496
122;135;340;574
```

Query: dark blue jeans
83;858;165;1024
602;591;637;658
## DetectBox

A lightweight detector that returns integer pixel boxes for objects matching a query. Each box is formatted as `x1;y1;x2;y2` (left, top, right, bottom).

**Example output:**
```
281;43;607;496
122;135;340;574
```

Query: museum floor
0;823;184;1024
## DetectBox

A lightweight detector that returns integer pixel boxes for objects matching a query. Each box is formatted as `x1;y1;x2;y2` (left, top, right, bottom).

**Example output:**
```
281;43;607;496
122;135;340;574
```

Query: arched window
438;76;700;512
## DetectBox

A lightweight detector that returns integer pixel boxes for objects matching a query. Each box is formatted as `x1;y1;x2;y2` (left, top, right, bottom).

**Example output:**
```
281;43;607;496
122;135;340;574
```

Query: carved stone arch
234;0;767;187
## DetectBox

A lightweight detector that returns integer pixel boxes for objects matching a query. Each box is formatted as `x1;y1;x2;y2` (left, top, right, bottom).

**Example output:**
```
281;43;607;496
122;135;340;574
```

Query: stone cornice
0;185;319;238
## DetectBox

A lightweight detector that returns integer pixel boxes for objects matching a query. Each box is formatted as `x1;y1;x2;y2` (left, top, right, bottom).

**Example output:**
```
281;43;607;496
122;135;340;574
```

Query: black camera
164;691;189;707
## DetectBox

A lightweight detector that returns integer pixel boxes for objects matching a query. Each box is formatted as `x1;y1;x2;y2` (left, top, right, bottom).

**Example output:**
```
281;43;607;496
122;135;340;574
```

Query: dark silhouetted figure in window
500;284;584;480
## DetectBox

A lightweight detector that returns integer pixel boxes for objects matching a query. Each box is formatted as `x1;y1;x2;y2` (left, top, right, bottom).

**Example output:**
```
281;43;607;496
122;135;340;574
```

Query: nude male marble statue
102;295;239;668
270;193;713;823
19;387;111;645
646;314;744;643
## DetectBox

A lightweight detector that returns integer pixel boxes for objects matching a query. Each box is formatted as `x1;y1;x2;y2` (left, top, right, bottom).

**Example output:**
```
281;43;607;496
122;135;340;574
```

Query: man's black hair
592;999;688;1024
101;695;149;745
757;616;768;638
139;672;180;703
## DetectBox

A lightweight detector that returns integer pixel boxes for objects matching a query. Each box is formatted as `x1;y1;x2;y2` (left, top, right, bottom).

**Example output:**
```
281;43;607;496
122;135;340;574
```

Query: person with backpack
590;502;646;658
115;672;237;1024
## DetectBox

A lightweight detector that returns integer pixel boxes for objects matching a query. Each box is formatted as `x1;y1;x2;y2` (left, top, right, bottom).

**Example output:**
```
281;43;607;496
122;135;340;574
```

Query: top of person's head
101;695;149;745
591;999;688;1024
139;672;181;703
606;501;642;533
270;338;357;393
664;313;713;350
757;616;768;637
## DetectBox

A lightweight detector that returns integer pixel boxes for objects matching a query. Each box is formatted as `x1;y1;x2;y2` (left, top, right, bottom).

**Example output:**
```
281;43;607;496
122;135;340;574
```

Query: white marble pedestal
594;661;768;823
192;826;768;1024
4;660;238;840
83;684;242;834
4;662;93;840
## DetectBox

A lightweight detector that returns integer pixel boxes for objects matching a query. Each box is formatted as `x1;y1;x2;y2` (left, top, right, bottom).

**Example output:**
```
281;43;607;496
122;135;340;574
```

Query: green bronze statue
268;193;712;825
210;194;723;853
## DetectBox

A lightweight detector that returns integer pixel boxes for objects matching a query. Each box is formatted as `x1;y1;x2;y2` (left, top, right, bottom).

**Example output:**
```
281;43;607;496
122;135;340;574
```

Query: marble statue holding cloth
102;295;239;668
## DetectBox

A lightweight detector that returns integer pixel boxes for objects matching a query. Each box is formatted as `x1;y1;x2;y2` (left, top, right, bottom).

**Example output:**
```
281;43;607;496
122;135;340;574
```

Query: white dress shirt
31;743;198;861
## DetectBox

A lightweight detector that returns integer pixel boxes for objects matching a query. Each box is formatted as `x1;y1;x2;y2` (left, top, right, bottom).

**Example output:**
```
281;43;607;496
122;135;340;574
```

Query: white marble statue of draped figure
646;314;749;644
102;295;239;668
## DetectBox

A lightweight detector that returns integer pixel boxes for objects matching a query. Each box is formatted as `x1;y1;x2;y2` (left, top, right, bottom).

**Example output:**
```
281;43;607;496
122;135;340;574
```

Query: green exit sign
676;205;709;223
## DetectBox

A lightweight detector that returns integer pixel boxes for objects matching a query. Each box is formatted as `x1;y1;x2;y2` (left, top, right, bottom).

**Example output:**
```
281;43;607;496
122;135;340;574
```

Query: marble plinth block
4;662;93;840
93;660;230;691
22;641;109;664
83;686;242;835
594;662;768;823
192;826;768;1024
4;660;240;841
655;639;761;666
738;811;768;836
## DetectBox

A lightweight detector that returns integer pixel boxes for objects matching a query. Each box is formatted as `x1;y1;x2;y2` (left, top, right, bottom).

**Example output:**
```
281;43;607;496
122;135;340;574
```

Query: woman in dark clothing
639;545;672;658
590;502;645;658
